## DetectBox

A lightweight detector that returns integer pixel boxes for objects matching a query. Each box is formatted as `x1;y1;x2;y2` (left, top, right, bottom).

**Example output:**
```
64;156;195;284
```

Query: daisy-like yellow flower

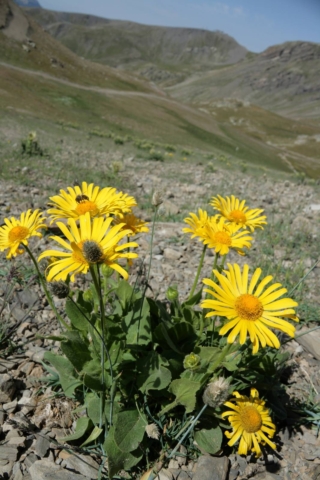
113;213;149;236
47;182;137;223
0;210;46;259
38;212;138;281
199;217;252;255
183;209;209;239
210;195;267;231
201;263;298;354
222;388;276;457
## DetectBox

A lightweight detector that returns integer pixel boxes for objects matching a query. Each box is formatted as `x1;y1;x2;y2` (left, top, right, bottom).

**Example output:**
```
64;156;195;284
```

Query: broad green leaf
43;351;82;397
156;322;197;353
104;426;143;478
60;330;91;372
116;279;134;311
194;427;223;454
114;409;147;453
195;346;220;368
122;298;151;345
137;352;171;393
59;417;92;443
80;426;103;447
65;297;89;332
85;393;101;424
160;378;201;415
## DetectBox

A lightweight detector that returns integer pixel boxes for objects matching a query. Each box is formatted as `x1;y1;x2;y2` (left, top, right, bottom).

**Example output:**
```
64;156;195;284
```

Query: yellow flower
47;181;137;223
113;213;149;236
210;195;267;231
0;210;46;259
38;212;138;281
202;263;298;354
199;217;252;255
183;209;209;239
222;388;276;457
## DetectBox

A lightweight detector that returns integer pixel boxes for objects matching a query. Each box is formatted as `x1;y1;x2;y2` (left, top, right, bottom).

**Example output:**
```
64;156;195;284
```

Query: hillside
24;8;320;122
14;0;41;7
1;0;320;177
167;41;320;122
24;8;248;85
0;0;154;91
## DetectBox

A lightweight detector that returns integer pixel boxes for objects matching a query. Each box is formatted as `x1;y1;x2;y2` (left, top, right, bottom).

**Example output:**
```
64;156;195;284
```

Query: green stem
168;405;207;460
188;244;207;300
208;341;234;373
25;245;70;330
289;258;320;296
144;205;159;296
90;265;114;430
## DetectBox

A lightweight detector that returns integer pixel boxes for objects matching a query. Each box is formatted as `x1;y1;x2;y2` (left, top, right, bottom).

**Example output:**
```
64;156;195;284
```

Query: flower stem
188;244;207;300
168;405;207;460
25;245;70;330
90;265;114;430
144;205;159;296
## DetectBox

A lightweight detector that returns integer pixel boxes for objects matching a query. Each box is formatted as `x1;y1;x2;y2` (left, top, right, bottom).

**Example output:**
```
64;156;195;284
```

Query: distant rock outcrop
13;0;41;7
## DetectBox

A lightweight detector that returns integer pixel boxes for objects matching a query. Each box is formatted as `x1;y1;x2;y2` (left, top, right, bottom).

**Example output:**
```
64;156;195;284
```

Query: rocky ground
1;153;320;480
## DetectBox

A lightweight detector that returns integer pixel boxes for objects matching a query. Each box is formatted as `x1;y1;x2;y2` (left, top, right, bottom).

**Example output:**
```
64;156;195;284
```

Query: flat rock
296;327;320;360
61;453;100;479
29;459;88;480
193;456;229;480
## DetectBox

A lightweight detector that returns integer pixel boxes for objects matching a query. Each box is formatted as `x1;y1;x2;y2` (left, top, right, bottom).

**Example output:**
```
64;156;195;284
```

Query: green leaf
194;427;222;454
65;297;89;332
104;426;143;478
137;352;171;393
85;393;101;424
43;351;82;397
80;426;103;447
182;288;203;307
60;330;92;372
59;417;92;443
122;297;151;345
195;346;220;368
114;409;147;452
160;378;201;414
116;279;134;311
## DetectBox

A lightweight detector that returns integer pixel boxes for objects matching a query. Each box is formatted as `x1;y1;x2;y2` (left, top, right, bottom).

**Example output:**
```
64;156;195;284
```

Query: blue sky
38;0;320;52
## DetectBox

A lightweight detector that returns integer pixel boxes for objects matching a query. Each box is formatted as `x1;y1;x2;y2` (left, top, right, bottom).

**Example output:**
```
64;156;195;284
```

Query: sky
37;0;320;53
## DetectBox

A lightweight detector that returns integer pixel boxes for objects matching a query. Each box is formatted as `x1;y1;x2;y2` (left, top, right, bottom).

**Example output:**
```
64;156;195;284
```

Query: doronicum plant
0;183;303;478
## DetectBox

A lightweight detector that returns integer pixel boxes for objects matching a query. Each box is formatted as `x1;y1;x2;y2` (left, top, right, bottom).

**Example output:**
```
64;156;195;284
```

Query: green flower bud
101;264;114;278
49;281;69;299
82;240;104;263
183;352;201;371
166;285;179;302
83;289;94;303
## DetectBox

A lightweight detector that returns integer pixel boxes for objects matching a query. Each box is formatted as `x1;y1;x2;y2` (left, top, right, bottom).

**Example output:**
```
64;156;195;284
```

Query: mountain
167;41;320;121
13;0;41;7
24;8;248;85
23;8;320;122
1;0;320;177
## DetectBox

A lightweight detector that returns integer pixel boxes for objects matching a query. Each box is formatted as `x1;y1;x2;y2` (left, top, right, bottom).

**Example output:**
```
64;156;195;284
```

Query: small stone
0;373;16;402
163;247;182;261
0;445;19;462
3;399;18;413
35;433;51;457
193;456;229;480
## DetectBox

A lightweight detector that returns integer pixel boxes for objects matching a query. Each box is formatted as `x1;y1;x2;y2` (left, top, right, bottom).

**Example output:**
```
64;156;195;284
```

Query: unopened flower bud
202;377;230;408
145;423;160;440
49;281;69;299
82;241;104;263
101;264;114;277
83;289;94;303
152;191;163;207
166;285;178;302
183;353;201;371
